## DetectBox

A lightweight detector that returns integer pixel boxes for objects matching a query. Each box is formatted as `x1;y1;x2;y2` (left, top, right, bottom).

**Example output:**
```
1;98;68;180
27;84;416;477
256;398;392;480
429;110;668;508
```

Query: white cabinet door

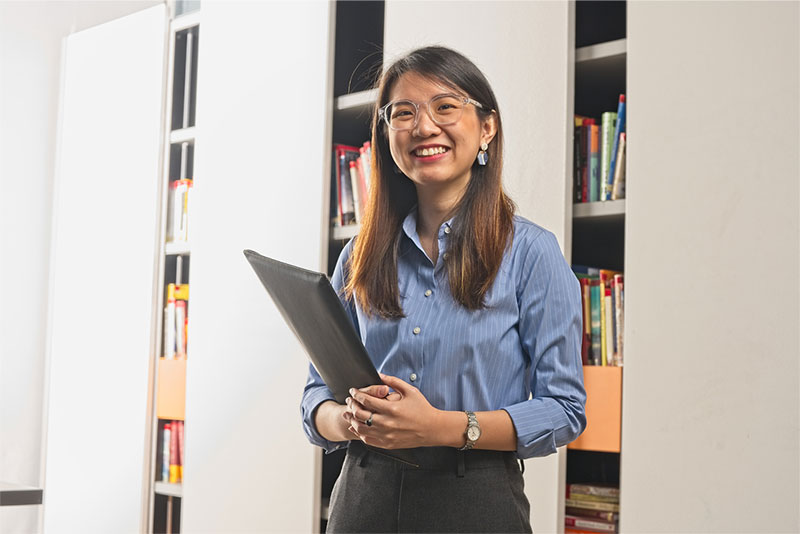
43;5;166;533
180;2;331;532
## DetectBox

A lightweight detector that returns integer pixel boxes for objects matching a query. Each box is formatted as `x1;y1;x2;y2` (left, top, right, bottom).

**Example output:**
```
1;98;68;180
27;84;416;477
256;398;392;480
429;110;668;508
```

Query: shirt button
444;226;451;234
424;289;432;297
413;326;421;335
443;253;448;260
410;373;418;382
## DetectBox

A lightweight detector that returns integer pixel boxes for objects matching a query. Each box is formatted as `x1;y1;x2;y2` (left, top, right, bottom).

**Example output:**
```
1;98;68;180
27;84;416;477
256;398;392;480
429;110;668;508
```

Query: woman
301;46;586;533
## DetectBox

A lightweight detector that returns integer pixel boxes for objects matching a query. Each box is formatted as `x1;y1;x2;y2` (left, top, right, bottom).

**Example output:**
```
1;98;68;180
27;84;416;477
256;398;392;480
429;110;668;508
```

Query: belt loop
358;448;369;467
456;450;465;478
518;458;525;474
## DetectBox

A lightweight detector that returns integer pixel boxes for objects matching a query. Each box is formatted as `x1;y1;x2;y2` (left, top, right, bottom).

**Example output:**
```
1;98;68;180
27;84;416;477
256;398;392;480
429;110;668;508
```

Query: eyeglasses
378;93;485;132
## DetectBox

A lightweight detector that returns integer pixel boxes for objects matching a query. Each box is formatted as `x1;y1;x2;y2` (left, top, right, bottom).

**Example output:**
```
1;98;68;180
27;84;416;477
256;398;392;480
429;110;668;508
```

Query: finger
349;388;391;413
378;373;415;396
345;397;370;419
358;384;390;398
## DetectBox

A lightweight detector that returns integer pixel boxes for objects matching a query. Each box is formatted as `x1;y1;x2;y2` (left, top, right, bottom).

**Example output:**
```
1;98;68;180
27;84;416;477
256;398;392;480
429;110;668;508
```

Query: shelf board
576;38;626;63
171;11;200;32
335;88;378;111
165;241;190;256
573;199;625;220
332;224;359;241
154;481;183;498
169;127;196;145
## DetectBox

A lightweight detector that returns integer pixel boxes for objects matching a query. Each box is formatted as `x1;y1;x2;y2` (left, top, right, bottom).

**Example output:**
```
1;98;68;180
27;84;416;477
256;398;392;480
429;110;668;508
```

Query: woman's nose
412;107;441;137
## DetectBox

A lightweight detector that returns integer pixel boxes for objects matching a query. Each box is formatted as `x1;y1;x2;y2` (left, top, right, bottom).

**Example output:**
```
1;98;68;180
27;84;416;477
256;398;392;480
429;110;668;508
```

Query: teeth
416;146;447;157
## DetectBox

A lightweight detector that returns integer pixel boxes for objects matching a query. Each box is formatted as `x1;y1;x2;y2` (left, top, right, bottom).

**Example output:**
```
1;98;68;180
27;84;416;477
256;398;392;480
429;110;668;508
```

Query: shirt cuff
301;386;350;454
503;398;575;459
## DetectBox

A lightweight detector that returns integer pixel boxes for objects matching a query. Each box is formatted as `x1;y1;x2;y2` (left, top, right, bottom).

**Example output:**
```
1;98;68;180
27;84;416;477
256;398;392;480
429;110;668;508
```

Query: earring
477;142;489;166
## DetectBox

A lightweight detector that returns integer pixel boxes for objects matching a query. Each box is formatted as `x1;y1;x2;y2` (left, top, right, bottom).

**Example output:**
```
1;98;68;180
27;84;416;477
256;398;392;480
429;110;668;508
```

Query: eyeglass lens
386;94;466;130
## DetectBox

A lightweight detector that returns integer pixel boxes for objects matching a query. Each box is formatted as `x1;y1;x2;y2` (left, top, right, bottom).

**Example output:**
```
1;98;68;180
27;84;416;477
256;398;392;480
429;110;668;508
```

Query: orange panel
156;358;186;421
568;365;621;453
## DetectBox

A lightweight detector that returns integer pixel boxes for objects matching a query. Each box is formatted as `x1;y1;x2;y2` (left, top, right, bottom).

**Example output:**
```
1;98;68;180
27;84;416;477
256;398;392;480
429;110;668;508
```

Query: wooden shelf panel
569;365;622;453
573;199;625;220
154;481;183;498
156;358;186;421
332;224;359;241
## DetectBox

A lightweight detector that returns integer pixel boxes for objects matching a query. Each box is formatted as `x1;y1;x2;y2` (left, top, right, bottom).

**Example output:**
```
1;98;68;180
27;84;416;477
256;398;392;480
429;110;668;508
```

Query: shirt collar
401;207;455;251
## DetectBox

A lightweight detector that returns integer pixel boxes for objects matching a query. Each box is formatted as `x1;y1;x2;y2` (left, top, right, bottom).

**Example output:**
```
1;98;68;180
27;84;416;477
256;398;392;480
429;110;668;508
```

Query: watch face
467;426;481;441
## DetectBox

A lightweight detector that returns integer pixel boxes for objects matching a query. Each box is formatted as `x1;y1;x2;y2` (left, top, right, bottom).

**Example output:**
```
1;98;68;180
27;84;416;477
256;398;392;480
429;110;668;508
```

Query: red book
565;515;617;532
579;278;591;365
177;420;185;467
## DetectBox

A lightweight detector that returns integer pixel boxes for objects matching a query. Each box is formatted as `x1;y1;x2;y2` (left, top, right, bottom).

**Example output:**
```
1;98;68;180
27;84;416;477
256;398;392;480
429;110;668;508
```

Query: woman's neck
415;183;466;263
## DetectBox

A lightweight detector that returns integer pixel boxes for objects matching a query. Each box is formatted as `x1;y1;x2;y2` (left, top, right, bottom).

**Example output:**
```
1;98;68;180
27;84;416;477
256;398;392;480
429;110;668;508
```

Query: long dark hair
345;46;515;318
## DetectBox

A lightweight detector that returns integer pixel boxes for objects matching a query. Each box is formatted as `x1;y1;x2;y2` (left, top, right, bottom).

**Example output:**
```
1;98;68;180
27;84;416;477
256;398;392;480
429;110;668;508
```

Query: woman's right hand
314;384;400;443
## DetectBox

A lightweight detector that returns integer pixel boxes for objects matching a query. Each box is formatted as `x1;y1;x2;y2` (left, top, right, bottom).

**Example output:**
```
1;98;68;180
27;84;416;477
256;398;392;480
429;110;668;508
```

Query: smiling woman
300;46;587;533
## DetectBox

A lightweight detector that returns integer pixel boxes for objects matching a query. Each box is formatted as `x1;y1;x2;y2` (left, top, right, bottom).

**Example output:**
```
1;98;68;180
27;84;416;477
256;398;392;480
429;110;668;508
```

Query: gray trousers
326;441;532;533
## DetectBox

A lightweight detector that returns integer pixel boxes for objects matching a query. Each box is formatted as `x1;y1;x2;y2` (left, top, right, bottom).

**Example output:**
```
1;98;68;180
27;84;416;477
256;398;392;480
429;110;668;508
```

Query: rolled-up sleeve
503;230;586;459
299;239;358;453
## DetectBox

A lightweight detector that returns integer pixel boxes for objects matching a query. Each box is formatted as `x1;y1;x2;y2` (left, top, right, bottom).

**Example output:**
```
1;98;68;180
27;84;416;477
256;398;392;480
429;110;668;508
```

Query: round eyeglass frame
378;93;485;132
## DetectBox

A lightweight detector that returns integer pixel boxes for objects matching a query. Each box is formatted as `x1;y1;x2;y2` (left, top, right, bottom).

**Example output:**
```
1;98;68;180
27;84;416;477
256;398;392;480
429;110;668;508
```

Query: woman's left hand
343;373;445;449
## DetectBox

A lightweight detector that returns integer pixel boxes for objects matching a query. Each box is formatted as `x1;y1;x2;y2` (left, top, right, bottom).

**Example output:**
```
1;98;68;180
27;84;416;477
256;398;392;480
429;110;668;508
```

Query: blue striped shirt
301;211;586;459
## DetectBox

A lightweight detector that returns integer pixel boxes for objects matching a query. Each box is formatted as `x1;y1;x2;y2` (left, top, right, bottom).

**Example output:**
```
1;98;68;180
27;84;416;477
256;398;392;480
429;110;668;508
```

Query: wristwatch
458;411;481;450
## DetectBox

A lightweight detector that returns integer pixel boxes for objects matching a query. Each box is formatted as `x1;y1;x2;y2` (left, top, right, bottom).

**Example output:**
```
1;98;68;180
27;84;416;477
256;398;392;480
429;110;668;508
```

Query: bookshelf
148;3;199;533
320;1;384;529
567;2;626;532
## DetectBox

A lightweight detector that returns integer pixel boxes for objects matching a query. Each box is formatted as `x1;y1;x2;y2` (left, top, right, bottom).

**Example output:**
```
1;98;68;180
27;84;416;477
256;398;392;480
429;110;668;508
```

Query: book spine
565;507;619;522
565;498;620;512
175;300;186;359
610;278;618;364
333;147;342;226
574;118;584;203
589;124;599;202
604;287;613;367
169;421;180;483
338;152;355;225
611;133;626;200
582;120;594;202
568;492;620;504
177;420;184;481
349;161;362;224
606;95;626;200
599;280;607;366
580;278;591;365
600;111;617;200
164;284;176;359
565;516;616;532
590;280;601;365
161;423;171;481
614;274;624;366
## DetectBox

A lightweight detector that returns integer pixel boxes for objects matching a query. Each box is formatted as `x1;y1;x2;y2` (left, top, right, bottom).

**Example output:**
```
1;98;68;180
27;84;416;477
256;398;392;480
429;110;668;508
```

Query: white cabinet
43;5;166;532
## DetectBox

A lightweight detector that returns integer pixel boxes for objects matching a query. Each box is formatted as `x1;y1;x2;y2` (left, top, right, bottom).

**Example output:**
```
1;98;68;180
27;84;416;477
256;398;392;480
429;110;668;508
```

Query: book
167;178;193;243
565;515;617;533
581;119;595;203
175;300;187;358
161;423;171;481
603;287;613;366
605;95;626;200
565;507;619;523
176;420;184;481
332;144;360;226
613;274;624;366
349;160;362;223
579;277;591;365
610;133;626;200
589;279;601;365
567;492;620;504
169;420;180;483
566;529;615;534
574;116;592;203
588;123;599;202
600;111;617;199
565;498;620;512
164;285;176;359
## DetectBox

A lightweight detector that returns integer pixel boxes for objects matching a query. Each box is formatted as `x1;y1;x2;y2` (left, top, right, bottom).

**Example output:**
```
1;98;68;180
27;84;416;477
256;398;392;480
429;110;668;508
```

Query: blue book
605;95;626;200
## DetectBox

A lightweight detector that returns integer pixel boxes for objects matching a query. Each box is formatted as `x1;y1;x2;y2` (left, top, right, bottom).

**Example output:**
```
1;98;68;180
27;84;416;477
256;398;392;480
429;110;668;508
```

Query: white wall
622;1;799;532
0;2;159;533
180;2;332;531
383;2;574;532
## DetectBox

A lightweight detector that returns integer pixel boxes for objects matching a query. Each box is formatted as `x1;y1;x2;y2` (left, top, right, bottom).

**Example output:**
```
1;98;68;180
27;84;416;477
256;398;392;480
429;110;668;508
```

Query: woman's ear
481;111;498;146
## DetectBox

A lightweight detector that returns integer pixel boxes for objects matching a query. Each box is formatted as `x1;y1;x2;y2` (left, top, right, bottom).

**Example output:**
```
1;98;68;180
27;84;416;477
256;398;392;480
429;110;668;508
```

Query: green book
600;111;617;201
590;280;602;365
